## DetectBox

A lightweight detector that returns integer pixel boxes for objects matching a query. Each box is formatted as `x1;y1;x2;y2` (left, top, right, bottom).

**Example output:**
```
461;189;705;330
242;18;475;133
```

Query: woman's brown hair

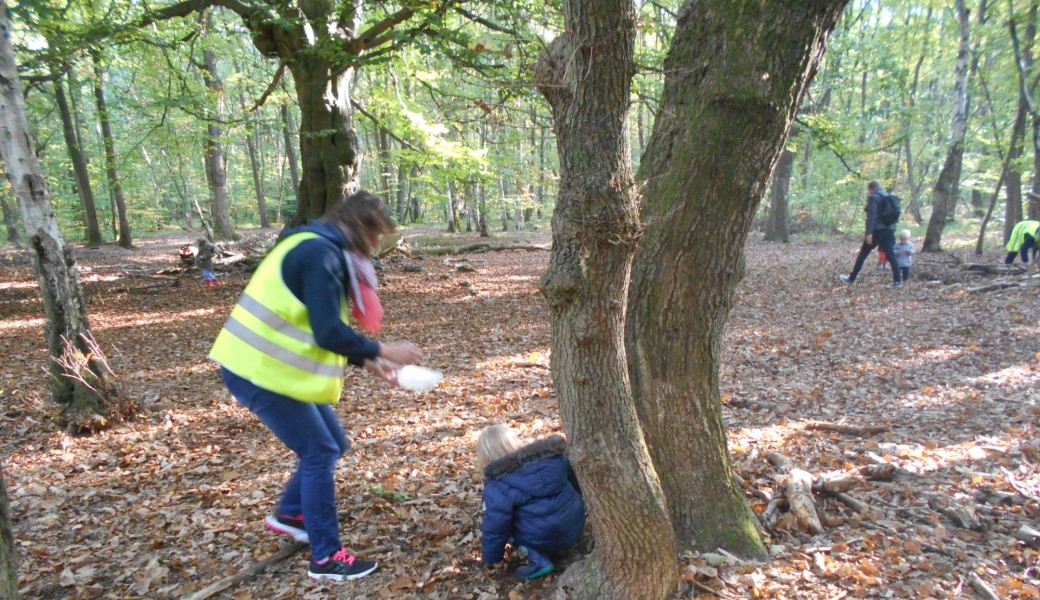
322;190;396;253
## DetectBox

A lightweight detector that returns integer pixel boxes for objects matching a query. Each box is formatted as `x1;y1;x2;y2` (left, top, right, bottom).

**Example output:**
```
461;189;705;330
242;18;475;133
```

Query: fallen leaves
2;233;1040;598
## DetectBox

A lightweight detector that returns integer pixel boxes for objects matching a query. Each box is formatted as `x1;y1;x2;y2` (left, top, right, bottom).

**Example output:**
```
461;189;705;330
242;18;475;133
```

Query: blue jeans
1005;233;1038;264
847;228;900;284
221;367;349;559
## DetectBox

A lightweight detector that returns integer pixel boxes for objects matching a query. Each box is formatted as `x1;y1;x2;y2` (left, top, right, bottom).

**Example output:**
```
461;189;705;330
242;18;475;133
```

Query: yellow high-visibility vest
209;232;350;403
1007;220;1040;253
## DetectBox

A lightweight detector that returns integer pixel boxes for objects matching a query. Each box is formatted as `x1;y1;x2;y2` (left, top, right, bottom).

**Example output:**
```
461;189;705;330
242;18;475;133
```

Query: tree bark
628;0;846;556
0;190;17;241
0;2;129;432
52;69;102;246
923;0;971;252
764;148;793;242
1027;1;1040;220
281;104;301;208
90;50;132;248
200;43;236;240
288;54;361;222
0;464;16;600
239;92;270;228
1006;101;1027;240
535;2;677;599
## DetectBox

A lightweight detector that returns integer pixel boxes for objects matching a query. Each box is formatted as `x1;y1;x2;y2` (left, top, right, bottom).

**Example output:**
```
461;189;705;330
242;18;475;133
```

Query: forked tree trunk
288;57;361;222
765;148;794;242
924;0;970;252
628;0;846;556
0;465;15;600
0;3;129;432
91;50;132;248
535;2;677;599
52;69;102;246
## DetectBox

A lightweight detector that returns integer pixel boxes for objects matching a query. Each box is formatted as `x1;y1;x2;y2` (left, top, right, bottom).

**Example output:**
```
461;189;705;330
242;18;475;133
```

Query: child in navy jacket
477;424;585;579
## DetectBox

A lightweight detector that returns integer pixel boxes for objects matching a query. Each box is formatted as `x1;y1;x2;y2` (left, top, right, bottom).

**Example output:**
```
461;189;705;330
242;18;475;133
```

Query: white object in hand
397;365;443;392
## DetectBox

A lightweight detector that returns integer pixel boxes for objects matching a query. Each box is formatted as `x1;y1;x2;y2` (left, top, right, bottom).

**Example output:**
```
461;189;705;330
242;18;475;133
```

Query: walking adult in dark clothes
840;180;902;288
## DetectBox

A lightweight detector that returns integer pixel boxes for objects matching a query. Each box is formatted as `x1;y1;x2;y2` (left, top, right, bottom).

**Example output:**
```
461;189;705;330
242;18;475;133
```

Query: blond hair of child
476;424;526;472
899;229;911;242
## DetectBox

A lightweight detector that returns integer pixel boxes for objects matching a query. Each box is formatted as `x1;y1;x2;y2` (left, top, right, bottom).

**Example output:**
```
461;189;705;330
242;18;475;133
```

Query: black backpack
878;193;901;226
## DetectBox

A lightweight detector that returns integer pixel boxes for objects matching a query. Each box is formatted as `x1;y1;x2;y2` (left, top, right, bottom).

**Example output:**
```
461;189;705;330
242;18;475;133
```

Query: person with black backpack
839;181;903;288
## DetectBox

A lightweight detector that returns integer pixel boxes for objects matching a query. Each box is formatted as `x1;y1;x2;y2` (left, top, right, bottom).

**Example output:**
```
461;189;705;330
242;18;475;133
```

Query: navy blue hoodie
481;435;585;564
278;221;380;366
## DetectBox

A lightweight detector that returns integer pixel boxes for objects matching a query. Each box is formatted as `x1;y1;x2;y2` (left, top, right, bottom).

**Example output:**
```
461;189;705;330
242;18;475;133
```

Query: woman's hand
378;341;422;365
364;358;399;385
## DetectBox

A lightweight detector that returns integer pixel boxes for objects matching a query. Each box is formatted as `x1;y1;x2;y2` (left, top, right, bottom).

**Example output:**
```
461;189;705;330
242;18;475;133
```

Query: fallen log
968;280;1024;294
812;473;859;495
804;421;887;436
402;242;550;257
785;468;824;534
1015;525;1040;549
926;495;982;531
181;541;307;600
967;572;1002;600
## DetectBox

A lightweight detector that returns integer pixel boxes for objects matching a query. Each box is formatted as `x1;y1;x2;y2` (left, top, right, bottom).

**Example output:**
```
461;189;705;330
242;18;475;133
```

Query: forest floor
2;226;1039;600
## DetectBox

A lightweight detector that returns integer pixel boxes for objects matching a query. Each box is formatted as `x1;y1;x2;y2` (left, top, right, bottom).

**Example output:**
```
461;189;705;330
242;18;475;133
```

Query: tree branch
349;99;419;152
453;6;522;37
248;60;287;112
353;8;416;52
795;117;863;177
1009;13;1039;119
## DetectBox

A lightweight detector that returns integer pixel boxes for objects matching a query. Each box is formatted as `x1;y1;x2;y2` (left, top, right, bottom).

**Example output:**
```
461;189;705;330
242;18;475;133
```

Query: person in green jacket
1005;220;1040;265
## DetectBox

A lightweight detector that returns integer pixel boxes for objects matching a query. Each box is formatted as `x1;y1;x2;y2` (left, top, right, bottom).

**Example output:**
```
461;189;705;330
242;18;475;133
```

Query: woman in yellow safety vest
209;190;422;581
1005;220;1040;265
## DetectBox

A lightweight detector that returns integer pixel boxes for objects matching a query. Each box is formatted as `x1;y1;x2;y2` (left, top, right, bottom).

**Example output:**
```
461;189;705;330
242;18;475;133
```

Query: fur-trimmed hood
484;435;568;480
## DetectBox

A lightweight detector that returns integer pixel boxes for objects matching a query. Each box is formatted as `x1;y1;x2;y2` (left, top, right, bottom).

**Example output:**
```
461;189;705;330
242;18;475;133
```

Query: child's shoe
308;547;378;581
264;513;308;542
515;547;553;579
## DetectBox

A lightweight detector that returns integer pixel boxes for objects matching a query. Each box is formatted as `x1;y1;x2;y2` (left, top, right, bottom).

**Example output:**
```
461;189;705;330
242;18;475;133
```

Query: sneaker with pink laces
308;547;378;581
264;513;308;543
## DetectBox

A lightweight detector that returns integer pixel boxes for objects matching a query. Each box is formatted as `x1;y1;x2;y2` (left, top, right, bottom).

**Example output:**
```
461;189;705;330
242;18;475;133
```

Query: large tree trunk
200;45;237;240
0;465;15;600
52;69;102;246
288;56;361;222
0;3;130;432
535;3;677;599
923;0;971;252
628;0;846;556
764;148;794;242
91;50;132;248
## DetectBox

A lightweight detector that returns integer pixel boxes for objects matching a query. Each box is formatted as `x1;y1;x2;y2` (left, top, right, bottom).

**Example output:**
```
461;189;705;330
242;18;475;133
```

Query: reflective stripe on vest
208;232;349;403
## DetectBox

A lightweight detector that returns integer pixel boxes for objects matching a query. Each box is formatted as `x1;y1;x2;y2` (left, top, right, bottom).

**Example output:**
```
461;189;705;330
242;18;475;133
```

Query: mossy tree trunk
0;0;130;433
627;0;848;557
535;2;677;599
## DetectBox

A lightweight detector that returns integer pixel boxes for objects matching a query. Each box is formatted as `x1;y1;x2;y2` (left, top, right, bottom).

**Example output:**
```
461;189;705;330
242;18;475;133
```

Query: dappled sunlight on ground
2;231;1039;598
